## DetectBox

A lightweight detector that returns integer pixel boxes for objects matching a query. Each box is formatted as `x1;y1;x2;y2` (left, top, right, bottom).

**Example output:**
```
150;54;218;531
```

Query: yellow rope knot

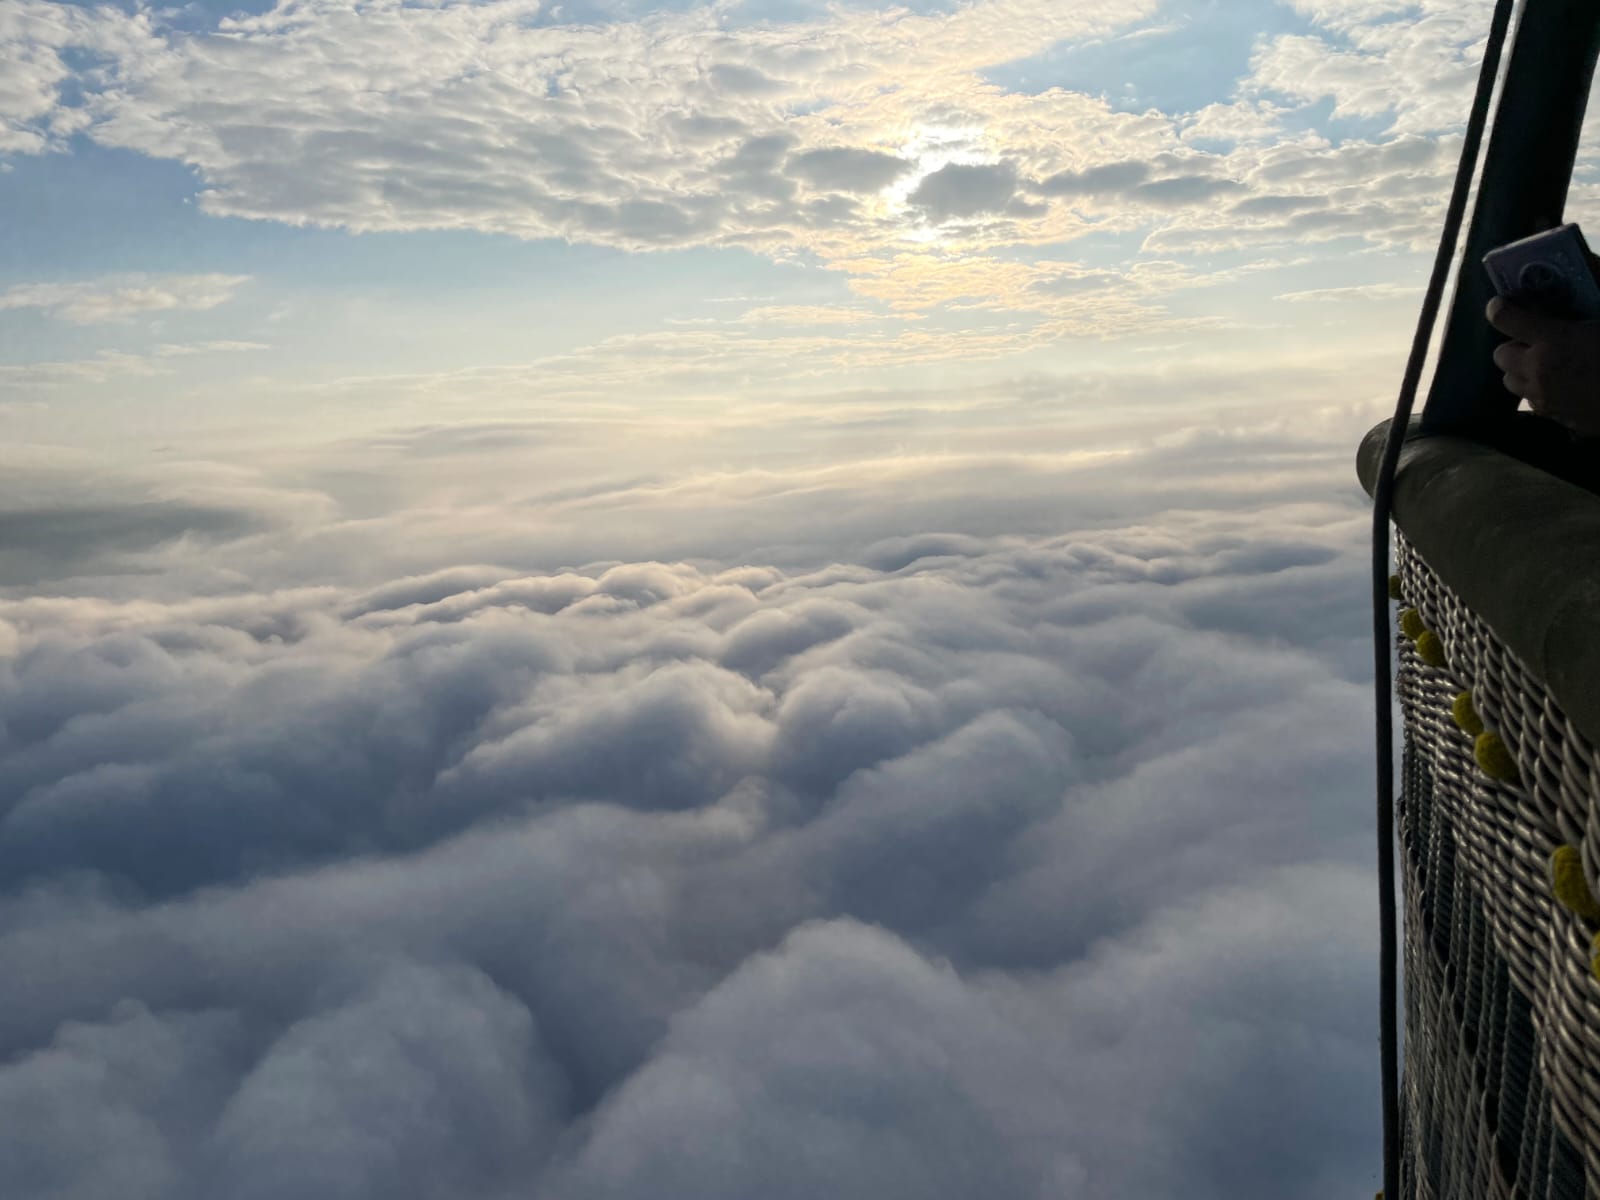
1474;731;1520;784
1590;932;1600;985
1550;846;1600;923
1451;691;1484;737
1398;607;1426;640
1388;574;1403;601
1415;629;1447;669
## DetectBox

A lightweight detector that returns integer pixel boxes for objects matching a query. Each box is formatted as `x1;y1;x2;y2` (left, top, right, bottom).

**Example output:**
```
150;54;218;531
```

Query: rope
1369;0;1518;1195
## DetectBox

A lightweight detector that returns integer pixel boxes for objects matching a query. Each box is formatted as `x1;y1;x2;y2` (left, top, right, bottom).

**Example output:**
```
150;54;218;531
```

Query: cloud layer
0;431;1383;1198
1;0;1511;286
3;0;1566;422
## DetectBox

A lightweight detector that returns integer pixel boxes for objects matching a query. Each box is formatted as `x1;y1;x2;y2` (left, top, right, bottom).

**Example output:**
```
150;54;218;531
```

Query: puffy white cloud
0;0;1509;312
0;1001;239;1200
548;857;1378;1200
0;41;68;154
25;0;1158;256
543;918;1095;1200
1248;0;1489;135
0;420;1384;1197
210;960;565;1200
0;0;157;153
1141;133;1466;255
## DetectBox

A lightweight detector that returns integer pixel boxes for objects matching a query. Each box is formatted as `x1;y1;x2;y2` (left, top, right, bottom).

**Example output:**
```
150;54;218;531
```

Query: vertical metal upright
1421;0;1600;436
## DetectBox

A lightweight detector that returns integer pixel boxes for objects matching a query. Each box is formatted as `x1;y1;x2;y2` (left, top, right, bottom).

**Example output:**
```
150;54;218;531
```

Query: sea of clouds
0;397;1388;1199
0;0;1483;1191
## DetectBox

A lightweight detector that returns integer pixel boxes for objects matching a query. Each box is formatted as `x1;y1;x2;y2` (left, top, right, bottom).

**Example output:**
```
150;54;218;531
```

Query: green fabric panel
1359;419;1600;749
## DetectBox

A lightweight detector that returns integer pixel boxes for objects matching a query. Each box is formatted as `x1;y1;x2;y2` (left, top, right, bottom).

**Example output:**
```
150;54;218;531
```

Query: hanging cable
1370;1;1518;1196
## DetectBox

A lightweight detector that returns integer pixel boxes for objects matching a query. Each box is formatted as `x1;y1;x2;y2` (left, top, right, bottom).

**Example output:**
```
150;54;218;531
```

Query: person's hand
1486;296;1600;436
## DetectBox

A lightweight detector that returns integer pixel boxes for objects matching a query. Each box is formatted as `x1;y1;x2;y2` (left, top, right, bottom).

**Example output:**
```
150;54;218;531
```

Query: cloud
546;859;1378;1200
0;339;267;391
543;918;1096;1200
0;349;1400;601
0;0;1524;339
3;0;1493;267
1132;174;1247;207
152;339;268;357
210;959;565;1200
0;274;250;324
1037;160;1151;197
0;0;147;154
1034;161;1247;214
1246;0;1488;135
0;499;277;586
730;304;885;325
0;350;171;388
17;0;1159;258
0;404;1387;1197
1276;281;1421;303
1178;99;1289;146
787;146;915;192
1139;133;1465;255
1229;193;1330;217
907;161;1020;222
0;1000;240;1200
0;40;67;154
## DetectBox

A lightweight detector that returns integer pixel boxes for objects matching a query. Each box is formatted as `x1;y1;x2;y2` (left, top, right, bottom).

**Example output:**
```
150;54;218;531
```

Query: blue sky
1;1;1588;1198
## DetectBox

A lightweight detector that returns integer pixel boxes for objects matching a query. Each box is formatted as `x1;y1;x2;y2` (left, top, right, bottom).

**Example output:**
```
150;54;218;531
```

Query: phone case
1483;223;1600;320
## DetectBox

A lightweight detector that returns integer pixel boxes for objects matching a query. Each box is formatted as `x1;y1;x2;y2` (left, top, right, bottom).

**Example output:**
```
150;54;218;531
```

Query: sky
2;0;1596;1197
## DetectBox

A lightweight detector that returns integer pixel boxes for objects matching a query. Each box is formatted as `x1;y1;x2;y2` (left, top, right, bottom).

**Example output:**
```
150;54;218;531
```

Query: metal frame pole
1422;0;1600;436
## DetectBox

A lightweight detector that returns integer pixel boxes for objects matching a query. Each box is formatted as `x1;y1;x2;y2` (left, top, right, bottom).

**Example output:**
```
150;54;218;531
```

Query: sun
879;122;998;242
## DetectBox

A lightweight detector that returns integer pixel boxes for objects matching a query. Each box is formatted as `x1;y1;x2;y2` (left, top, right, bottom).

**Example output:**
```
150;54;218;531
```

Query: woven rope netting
1394;530;1600;1198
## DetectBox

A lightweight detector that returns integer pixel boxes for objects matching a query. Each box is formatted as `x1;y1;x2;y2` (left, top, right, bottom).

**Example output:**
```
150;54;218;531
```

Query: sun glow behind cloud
881;121;1004;241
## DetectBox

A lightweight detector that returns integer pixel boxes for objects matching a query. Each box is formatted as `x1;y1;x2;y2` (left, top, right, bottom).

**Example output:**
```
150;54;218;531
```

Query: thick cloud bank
0;490;1380;1199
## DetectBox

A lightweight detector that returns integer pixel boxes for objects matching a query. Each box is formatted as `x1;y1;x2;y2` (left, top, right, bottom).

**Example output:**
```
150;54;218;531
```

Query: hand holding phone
1483;223;1600;320
1483;224;1600;436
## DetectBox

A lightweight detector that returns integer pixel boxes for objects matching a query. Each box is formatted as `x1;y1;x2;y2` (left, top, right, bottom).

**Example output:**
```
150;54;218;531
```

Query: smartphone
1483;223;1600;320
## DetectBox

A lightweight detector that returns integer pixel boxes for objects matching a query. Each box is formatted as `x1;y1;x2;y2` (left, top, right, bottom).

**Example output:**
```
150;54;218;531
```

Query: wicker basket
1394;530;1596;1198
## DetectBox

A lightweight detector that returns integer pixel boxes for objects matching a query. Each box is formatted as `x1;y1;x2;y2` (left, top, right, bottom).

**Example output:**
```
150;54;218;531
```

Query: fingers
1486;296;1566;342
1492;339;1526;373
1502;369;1539;402
1492;339;1533;399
